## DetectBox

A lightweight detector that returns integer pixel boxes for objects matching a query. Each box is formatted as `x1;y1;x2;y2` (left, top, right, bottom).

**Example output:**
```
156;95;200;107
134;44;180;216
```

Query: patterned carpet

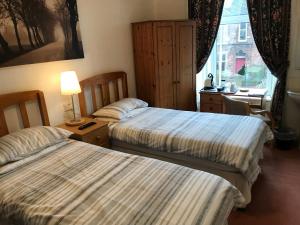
229;144;300;225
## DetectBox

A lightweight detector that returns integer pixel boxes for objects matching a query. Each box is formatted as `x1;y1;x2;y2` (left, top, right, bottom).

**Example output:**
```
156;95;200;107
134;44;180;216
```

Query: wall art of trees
0;0;84;68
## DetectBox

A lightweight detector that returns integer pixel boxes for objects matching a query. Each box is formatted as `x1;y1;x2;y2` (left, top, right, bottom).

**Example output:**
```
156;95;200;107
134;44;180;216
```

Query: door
236;57;246;73
175;21;196;111
154;22;176;109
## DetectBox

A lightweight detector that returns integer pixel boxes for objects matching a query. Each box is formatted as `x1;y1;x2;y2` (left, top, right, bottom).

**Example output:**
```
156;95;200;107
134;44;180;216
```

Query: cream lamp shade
60;71;81;95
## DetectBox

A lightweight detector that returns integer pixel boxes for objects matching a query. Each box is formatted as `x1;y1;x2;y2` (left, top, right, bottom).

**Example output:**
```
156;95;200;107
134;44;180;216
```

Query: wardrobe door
175;21;196;111
154;22;176;109
143;23;156;106
132;23;156;106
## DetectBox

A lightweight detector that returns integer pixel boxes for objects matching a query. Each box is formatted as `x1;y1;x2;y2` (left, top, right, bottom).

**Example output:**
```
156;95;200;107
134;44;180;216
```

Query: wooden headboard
79;71;128;117
0;90;50;137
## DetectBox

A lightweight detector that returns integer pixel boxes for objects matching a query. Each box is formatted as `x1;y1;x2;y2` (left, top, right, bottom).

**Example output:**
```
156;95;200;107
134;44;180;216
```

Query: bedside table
58;118;110;148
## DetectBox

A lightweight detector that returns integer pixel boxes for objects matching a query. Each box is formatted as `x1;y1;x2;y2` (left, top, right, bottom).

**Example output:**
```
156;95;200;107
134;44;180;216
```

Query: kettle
204;73;215;90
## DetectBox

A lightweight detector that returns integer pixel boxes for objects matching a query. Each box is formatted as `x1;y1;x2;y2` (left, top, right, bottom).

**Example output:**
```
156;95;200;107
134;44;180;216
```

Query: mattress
109;107;269;186
0;140;244;225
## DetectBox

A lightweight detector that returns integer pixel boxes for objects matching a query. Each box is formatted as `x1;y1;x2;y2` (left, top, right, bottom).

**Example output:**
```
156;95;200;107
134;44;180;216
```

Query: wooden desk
199;88;267;113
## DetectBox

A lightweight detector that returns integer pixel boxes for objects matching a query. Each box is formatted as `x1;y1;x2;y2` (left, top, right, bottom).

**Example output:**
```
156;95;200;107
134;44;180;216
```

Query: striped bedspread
110;108;269;185
0;140;244;225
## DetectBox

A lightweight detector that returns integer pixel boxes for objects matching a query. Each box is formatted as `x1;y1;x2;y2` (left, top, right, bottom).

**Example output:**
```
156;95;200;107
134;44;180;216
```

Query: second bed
78;72;271;206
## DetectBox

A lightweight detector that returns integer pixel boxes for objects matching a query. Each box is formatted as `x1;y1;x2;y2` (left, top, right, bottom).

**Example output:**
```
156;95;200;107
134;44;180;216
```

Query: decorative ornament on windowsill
60;71;85;126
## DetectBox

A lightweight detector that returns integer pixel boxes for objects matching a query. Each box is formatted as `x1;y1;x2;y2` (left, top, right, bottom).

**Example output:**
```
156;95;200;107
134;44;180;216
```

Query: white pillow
93;98;148;120
0;126;72;166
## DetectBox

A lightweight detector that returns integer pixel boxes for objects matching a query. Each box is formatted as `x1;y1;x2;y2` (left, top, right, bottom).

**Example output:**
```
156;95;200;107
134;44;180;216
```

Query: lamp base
65;118;85;127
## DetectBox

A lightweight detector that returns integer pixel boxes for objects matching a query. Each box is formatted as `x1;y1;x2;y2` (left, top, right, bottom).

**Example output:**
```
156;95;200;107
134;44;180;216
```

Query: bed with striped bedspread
0;140;244;225
109;108;270;185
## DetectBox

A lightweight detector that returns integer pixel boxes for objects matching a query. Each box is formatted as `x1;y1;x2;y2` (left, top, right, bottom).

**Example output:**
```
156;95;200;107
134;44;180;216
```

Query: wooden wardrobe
132;20;196;111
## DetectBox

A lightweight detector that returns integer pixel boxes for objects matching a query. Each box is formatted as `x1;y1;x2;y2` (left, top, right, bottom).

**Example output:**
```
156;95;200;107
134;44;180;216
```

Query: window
197;0;277;98
238;22;247;42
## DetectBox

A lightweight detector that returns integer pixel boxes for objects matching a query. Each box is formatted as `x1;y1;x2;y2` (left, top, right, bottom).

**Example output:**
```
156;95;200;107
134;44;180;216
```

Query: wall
0;0;154;129
153;0;188;20
284;0;300;137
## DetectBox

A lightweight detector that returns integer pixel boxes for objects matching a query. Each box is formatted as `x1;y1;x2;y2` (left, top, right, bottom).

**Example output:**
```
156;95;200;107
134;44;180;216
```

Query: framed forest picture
0;0;84;68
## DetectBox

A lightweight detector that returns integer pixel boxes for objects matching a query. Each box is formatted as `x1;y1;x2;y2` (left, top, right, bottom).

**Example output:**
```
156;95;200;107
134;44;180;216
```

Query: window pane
222;54;226;61
240;22;246;29
239;30;246;41
222;62;226;71
197;0;277;97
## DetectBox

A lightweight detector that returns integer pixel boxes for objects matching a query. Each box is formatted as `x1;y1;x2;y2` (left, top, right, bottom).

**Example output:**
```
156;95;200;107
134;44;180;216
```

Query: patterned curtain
188;0;225;72
247;0;291;122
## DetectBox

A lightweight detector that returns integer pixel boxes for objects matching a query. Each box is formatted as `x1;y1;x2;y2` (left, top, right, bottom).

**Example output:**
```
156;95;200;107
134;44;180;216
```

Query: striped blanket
0;140;244;225
110;108;269;185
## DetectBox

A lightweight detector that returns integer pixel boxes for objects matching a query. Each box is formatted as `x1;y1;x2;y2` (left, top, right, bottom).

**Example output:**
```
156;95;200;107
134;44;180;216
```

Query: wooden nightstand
58;118;110;148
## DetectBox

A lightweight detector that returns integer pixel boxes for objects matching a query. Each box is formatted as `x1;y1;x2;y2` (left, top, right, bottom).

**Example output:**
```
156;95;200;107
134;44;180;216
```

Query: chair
222;95;275;130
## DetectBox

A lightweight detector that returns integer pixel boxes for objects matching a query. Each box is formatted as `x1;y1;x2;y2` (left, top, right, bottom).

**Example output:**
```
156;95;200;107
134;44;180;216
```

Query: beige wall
153;0;188;20
0;0;154;128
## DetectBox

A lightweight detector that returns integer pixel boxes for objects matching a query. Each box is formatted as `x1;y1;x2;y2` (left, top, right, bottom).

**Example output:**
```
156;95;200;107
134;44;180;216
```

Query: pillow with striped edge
0;126;72;166
93;98;148;120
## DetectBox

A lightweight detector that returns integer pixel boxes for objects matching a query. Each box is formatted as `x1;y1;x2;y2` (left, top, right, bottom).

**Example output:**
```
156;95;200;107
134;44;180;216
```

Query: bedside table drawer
201;94;223;104
85;135;109;147
83;126;110;147
201;103;223;113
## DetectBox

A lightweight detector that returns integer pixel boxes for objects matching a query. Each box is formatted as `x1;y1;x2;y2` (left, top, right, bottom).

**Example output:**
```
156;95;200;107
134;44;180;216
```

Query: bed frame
79;71;128;117
0;90;50;137
0;90;50;224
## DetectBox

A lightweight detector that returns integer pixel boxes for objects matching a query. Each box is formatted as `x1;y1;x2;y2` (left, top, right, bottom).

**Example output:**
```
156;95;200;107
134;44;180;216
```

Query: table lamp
60;71;85;126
